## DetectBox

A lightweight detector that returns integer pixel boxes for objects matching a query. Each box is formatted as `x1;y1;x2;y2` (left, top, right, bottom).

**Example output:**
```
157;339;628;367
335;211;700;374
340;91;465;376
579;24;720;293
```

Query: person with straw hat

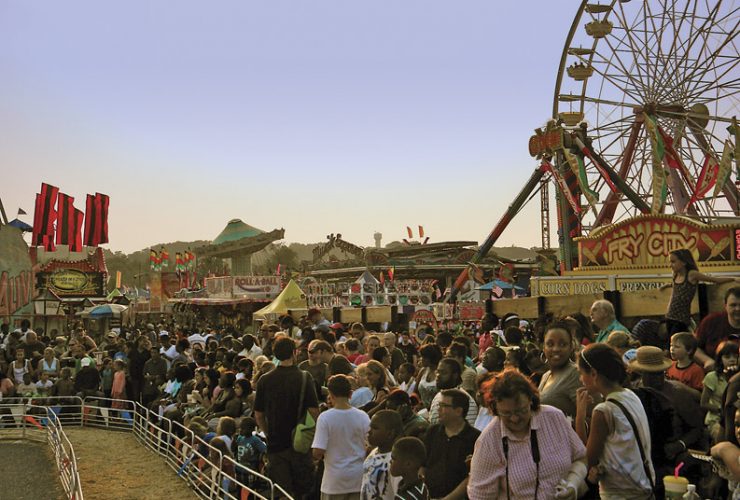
629;346;705;487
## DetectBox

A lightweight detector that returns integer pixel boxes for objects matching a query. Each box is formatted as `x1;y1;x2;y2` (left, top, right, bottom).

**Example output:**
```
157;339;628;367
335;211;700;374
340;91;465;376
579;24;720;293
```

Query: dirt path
65;428;199;500
0;440;66;499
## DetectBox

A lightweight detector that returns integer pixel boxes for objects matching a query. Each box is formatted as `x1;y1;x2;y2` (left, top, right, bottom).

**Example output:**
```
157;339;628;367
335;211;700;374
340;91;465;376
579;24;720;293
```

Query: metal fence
0;399;84;500
0;396;294;500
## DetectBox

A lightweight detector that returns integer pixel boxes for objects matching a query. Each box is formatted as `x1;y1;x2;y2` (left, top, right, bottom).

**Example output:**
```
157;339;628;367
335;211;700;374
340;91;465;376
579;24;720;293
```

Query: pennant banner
690;155;719;205
643;113;668;213
542;160;581;215
713;140;733;198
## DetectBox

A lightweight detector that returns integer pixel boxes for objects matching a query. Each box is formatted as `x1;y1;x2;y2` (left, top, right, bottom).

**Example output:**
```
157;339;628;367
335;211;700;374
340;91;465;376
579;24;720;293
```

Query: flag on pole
492;285;504;298
55;193;84;251
160;247;169;268
379;271;385;285
116;271;122;289
406;226;413;238
150;249;160;271
388;266;395;281
96;192;110;244
55;193;74;246
418;225;425;238
276;264;281;276
32;183;59;249
83;192;110;246
70;208;84;252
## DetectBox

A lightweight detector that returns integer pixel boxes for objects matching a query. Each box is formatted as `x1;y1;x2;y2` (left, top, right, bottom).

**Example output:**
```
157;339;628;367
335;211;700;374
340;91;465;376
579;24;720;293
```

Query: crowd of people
3;280;740;498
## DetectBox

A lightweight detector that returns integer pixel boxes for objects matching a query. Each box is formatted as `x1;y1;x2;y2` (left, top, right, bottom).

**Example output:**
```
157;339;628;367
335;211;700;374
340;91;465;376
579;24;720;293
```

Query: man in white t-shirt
312;374;371;499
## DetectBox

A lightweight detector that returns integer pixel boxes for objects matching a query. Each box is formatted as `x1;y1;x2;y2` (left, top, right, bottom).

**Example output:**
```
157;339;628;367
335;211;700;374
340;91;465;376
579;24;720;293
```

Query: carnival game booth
171;275;283;328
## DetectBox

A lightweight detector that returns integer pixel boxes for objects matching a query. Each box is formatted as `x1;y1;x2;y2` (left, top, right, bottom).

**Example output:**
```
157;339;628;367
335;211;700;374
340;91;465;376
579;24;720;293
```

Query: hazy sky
1;1;579;254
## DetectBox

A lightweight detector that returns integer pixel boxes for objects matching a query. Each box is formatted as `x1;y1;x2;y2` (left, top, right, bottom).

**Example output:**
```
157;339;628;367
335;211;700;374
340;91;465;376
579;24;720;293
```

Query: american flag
493;285;504;297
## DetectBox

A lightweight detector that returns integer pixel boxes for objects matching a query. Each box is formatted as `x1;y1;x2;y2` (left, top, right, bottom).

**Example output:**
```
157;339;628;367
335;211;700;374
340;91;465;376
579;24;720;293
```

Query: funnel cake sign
576;215;739;269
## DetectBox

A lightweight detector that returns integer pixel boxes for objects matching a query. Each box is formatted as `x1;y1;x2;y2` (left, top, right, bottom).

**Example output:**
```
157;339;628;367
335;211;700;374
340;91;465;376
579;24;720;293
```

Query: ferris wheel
550;0;739;232
450;0;739;298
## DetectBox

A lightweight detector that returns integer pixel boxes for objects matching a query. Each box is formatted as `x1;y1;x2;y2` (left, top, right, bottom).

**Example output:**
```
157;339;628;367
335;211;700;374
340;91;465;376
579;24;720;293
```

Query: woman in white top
38;347;60;380
416;344;443;409
576;343;655;499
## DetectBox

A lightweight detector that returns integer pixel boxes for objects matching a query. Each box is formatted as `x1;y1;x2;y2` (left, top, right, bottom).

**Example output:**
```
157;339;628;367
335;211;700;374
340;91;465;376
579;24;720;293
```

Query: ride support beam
447;164;547;303
574;137;652;214
594;118;642;226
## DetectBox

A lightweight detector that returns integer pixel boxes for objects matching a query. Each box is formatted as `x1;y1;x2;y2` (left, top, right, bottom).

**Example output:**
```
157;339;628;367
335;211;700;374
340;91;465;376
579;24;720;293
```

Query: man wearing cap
630;346;704;468
299;339;330;394
590;299;629;343
694;287;740;370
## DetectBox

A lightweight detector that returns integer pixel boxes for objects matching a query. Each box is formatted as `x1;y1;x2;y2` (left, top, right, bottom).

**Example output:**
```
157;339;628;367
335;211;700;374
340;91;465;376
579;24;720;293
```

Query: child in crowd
17;372;36;397
100;358;114;399
207;437;235;492
396;363;417;396
361;409;404;500
52;367;75;402
390;437;430;500
232;417;266;488
35;371;54;397
235;358;254;382
667;332;704;392
215;416;236;449
312;374;371;499
702;341;739;442
111;359;127;409
345;339;361;364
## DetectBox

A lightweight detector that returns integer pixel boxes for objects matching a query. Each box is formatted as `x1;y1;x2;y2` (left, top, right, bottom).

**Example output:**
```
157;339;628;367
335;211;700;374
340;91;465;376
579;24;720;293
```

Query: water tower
373;232;382;249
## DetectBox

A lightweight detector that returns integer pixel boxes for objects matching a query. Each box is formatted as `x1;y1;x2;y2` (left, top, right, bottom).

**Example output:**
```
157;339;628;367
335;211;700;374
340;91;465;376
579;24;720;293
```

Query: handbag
608;397;657;498
291;371;316;454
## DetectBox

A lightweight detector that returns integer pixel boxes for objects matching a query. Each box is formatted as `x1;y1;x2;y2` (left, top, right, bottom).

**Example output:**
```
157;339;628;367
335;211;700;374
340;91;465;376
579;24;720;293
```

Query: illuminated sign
577;215;738;268
529;128;565;157
232;276;281;300
37;270;104;297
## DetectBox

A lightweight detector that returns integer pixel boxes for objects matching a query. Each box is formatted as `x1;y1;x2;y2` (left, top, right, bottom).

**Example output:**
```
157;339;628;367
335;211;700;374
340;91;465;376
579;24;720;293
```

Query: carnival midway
2;2;740;500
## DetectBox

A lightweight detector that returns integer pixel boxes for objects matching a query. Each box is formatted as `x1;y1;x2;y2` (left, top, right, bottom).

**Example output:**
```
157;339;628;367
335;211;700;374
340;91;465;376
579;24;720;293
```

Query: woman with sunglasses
575;343;655;499
468;369;587;500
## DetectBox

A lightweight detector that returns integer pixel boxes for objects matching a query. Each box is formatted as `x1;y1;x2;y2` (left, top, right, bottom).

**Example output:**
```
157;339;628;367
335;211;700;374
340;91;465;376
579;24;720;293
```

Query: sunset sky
1;1;579;253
